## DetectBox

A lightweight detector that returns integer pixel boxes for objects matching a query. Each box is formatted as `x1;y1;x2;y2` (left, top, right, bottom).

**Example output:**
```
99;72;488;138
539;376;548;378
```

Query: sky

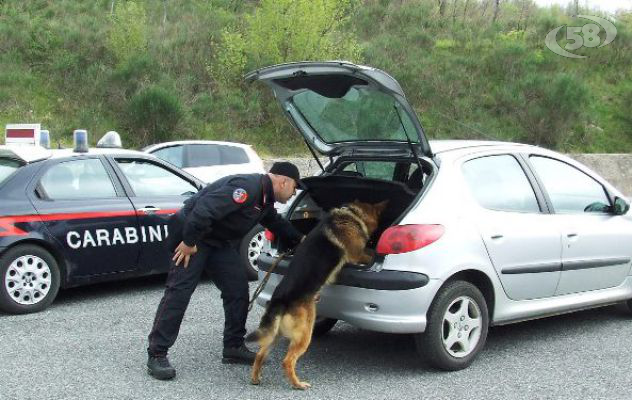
533;0;632;14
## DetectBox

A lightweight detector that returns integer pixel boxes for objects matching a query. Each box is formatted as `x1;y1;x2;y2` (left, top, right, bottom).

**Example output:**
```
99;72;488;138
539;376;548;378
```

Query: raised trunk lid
245;61;432;158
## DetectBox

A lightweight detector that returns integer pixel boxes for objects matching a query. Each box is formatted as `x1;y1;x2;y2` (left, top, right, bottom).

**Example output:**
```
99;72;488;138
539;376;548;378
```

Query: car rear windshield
292;86;418;144
0;158;23;185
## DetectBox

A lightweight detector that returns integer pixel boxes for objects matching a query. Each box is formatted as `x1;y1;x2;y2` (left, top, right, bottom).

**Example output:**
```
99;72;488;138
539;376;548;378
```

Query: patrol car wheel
0;244;61;314
415;281;488;371
240;225;265;281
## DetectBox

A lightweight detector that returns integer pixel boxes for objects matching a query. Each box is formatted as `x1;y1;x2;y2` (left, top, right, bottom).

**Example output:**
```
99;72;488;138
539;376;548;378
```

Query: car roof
0;145;149;163
142;140;253;152
47;147;146;159
429;140;534;154
0;145;52;163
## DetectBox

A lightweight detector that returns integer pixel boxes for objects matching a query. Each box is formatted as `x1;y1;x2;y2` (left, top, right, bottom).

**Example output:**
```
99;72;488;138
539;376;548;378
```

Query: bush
515;73;589;148
616;83;632;130
126;86;183;145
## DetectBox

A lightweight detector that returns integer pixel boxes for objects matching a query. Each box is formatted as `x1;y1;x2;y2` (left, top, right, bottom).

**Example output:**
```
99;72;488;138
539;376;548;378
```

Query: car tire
240;225;265;281
0;244;61;314
312;316;338;337
415;280;489;371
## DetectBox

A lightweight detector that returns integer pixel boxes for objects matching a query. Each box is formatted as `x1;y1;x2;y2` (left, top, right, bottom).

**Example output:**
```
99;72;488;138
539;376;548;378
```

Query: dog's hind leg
282;302;316;390
251;316;280;386
251;342;272;385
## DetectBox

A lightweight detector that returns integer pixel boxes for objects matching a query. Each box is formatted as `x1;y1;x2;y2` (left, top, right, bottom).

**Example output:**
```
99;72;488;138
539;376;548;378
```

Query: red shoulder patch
232;188;248;204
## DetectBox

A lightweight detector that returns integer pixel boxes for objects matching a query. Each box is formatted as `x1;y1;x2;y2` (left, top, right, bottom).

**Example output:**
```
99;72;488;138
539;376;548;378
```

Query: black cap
269;161;306;189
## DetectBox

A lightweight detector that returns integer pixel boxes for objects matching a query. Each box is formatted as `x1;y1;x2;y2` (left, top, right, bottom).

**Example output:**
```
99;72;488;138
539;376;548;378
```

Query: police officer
146;162;305;380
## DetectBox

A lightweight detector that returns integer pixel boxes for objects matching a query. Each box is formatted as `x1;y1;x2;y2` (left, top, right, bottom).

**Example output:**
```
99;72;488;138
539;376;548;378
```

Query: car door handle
138;206;161;214
490;234;504;240
567;233;578;238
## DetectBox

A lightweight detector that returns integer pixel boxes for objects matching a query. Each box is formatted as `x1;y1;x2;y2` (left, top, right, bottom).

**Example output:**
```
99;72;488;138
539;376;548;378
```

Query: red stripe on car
0;209;179;237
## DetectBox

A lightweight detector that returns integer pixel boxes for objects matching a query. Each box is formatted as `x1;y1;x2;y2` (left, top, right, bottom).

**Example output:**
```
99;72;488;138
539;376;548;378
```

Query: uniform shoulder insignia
232;188;248;204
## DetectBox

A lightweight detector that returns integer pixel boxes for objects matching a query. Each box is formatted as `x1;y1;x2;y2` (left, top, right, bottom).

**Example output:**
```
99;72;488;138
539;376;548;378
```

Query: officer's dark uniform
147;173;302;360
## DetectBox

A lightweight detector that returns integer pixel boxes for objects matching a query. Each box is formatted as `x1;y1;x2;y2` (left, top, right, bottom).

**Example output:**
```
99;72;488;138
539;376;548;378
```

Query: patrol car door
30;157;141;276
109;157;199;273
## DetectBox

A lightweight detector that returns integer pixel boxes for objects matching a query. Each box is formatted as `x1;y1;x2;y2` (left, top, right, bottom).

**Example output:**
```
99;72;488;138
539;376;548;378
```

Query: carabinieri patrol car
0;129;204;314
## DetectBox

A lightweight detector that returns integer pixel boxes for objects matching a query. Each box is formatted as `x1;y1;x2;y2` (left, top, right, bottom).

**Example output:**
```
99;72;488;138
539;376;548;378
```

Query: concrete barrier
568;154;632;197
265;154;632;197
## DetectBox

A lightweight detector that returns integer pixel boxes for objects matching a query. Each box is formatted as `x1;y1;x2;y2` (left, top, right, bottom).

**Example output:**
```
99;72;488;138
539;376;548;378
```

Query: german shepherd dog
246;200;388;390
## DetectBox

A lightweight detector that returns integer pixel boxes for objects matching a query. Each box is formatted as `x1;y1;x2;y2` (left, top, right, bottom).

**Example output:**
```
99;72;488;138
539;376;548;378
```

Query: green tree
107;1;148;64
214;0;362;84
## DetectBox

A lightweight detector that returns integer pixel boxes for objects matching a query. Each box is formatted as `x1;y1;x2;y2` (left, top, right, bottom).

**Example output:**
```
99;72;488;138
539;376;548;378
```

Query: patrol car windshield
0;158;23;184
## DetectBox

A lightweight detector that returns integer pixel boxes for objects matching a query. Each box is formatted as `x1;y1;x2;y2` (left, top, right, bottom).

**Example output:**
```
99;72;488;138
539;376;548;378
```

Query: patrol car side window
40;159;117;200
115;159;197;197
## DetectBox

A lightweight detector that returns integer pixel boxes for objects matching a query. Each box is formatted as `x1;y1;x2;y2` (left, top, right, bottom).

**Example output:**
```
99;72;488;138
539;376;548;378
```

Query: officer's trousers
147;242;249;356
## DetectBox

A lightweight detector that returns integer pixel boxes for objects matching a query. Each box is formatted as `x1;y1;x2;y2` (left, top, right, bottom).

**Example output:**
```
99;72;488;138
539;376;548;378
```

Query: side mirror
613;197;630;215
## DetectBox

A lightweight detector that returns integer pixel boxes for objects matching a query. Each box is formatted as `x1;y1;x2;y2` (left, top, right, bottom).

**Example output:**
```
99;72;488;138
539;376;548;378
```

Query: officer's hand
173;241;197;268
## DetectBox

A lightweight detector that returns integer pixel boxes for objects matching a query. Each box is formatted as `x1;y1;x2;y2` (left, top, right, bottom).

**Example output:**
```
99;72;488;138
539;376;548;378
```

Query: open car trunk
277;174;419;256
258;173;430;290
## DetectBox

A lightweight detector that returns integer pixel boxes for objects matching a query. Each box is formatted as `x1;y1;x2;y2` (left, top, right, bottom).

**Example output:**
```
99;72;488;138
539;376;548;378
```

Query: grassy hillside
0;0;630;155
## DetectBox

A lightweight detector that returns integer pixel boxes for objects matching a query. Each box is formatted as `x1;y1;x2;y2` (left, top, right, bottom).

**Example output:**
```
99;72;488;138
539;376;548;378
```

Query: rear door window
185;144;249;167
115;159;197;196
0;158;23;184
462;155;540;213
220;145;249;164
186;144;220;167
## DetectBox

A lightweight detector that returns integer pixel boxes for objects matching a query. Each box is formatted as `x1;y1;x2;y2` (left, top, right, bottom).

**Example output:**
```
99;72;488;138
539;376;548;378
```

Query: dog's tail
245;302;285;343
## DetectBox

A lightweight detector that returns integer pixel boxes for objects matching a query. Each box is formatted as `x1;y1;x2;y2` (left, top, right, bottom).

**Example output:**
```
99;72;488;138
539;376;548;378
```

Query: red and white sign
5;123;41;145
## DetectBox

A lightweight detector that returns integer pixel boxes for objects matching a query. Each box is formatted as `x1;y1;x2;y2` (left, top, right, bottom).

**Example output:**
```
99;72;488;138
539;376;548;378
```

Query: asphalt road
1;275;632;400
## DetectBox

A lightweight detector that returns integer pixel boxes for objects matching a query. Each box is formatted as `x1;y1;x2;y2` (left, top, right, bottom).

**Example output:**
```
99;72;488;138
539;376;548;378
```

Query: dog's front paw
292;381;311;390
251;377;261;385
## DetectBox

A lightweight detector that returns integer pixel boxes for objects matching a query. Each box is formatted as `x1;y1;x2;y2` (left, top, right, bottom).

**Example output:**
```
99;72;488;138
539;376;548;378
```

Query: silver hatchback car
247;62;632;370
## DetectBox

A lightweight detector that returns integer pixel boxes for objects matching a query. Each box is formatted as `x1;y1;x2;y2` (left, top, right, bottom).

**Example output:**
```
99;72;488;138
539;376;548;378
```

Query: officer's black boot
147;355;176;380
222;344;256;365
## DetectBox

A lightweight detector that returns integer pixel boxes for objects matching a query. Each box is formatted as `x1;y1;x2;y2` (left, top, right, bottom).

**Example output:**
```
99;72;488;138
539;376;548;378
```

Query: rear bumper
258;254;429;290
256;254;438;333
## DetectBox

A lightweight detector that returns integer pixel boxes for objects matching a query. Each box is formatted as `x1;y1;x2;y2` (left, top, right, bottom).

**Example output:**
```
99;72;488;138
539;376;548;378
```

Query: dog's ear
374;200;389;214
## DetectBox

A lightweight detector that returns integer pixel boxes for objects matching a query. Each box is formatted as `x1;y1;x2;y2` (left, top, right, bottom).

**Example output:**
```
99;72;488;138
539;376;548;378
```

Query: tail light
264;229;275;241
376;224;445;255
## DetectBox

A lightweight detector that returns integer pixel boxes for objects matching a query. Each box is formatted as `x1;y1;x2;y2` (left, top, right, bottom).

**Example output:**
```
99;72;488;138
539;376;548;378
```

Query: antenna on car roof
393;104;424;175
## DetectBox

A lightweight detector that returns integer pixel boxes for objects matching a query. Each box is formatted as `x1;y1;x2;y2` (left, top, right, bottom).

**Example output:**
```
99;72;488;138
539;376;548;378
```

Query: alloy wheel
5;254;52;306
441;295;483;358
247;230;265;272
